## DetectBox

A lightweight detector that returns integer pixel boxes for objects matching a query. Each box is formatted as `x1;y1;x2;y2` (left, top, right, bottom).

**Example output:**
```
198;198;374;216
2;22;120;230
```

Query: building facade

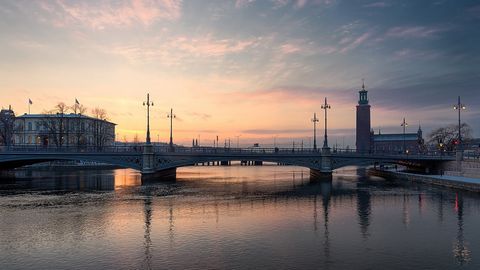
13;113;116;148
0;106;15;146
356;82;371;153
355;82;424;153
372;127;424;154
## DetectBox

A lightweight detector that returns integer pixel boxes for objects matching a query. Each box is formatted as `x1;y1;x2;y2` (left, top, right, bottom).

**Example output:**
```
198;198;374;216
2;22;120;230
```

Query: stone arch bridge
0;145;456;180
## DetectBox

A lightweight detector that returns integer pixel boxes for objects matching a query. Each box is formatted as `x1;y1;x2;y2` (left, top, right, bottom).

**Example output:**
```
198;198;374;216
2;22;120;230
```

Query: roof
17;113;116;125
373;133;419;142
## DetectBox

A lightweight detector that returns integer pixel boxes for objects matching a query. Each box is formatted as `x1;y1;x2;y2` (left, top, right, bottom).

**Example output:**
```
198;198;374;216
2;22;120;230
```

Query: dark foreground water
1;165;480;270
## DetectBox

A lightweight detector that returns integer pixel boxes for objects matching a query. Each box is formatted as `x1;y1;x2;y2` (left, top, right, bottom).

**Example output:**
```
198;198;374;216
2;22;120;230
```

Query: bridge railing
0;144;458;159
0;145;144;153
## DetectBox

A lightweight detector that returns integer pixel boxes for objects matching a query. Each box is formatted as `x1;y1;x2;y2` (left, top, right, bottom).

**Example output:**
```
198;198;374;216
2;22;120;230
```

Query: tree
91;107;110;149
0;107;15;147
39;102;71;147
427;123;472;151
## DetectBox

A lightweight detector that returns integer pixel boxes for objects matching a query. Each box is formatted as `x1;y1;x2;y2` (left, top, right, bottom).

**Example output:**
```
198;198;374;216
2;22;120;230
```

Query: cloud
38;0;182;29
235;0;256;8
386;26;450;38
105;35;259;64
392;48;442;60
339;32;371;53
363;2;390;8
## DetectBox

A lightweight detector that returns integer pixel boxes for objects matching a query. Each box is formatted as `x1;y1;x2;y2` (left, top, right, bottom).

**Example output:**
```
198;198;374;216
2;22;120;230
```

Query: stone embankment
369;168;480;192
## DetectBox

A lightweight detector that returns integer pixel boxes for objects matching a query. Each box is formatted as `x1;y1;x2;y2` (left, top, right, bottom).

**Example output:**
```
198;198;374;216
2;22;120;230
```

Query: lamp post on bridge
167;108;176;151
311;113;319;150
142;93;155;174
453;96;466;150
401;118;408;154
321;97;331;149
143;93;154;144
235;135;241;148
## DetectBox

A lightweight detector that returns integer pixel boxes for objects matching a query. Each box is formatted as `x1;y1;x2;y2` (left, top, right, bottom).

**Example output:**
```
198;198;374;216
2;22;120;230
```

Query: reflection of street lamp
401;118;408;153
453;96;466;150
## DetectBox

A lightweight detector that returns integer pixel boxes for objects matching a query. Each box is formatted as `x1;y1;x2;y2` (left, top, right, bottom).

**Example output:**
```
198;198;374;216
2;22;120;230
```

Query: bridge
0;144;456;180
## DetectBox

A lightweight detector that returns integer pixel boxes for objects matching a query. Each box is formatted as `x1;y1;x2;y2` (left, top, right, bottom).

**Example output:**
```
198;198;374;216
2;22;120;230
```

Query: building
356;81;371;152
355;82;424;154
372;127;424;154
0;106;15;146
13;113;116;148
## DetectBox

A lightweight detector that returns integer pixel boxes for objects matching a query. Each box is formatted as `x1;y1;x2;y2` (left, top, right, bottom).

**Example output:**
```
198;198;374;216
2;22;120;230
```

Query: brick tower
356;80;371;153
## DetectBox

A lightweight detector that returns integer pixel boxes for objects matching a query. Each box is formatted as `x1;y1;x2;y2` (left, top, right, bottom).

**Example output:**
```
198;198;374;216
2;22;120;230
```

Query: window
28;122;32;131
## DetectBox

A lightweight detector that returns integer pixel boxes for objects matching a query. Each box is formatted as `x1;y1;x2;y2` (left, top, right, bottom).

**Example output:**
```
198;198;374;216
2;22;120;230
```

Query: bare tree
427;123;472;151
0;107;15;147
39;102;71;147
91;107;110;149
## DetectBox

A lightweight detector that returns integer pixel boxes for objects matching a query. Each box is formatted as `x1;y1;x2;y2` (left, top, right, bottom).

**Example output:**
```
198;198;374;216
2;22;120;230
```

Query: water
1;165;480;270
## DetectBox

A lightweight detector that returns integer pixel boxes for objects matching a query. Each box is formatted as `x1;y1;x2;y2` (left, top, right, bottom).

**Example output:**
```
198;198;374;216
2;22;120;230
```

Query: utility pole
143;93;154;144
311;113;319;150
167;108;175;150
321;97;331;148
401;117;408;154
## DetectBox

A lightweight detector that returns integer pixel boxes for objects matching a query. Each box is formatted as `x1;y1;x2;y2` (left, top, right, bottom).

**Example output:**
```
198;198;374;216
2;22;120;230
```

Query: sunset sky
1;0;479;147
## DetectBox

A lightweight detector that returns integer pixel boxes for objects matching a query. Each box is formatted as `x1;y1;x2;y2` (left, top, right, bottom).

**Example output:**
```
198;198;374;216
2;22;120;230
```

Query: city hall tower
356;81;371;152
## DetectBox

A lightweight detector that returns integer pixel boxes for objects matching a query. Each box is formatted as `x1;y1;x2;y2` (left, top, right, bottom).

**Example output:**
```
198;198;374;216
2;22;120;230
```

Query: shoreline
369;168;480;192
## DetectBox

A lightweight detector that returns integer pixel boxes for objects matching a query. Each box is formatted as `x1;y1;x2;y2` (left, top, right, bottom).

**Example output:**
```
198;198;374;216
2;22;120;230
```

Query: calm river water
1;165;480;270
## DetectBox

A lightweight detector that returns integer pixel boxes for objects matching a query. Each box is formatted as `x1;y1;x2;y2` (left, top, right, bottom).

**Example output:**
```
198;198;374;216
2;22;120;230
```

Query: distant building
356;82;371;152
354;82;424;153
372;127;424;153
0;106;16;146
13;113;116;148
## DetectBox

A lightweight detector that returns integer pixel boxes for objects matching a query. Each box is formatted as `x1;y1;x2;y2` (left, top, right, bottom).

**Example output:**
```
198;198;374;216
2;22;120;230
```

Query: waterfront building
0;106;15;146
356;81;371;152
371;127;424;153
355;82;424;153
13;113;116;147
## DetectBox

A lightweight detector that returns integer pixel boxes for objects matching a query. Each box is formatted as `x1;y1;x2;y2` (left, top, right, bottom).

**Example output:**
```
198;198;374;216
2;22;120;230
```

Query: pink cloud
39;0;182;29
339;32;371;53
386;26;450;38
235;0;256;8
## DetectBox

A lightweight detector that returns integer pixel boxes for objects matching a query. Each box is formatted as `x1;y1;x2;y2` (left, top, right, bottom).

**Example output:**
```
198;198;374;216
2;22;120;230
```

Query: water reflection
453;193;471;265
1;166;480;269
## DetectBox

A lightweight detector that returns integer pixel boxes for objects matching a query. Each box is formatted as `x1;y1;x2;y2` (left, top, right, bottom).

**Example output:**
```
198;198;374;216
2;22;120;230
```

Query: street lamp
143;93;154;144
235;135;241;148
401;117;408;154
167;108;175;150
321;97;331;148
453;96;466;150
311;113;319;150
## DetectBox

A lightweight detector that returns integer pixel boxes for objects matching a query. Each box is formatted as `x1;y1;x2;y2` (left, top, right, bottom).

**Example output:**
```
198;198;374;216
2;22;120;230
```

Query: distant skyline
1;0;479;147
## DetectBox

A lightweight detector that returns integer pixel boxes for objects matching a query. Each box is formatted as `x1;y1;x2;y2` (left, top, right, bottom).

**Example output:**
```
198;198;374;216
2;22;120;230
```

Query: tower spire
362;78;365;90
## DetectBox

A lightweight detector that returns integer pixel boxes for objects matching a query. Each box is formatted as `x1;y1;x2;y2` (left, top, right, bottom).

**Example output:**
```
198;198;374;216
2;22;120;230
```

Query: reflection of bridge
0;145;456;180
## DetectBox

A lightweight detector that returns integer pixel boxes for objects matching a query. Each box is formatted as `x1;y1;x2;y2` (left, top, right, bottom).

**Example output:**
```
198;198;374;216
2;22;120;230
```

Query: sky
0;0;479;147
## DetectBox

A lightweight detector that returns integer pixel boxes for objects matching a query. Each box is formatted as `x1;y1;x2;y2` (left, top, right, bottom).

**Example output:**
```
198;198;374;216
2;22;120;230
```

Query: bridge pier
142;143;155;174
310;147;333;181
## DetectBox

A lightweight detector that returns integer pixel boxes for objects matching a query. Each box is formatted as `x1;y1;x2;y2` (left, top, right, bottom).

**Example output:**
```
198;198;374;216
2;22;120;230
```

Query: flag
28;99;33;105
75;98;80;105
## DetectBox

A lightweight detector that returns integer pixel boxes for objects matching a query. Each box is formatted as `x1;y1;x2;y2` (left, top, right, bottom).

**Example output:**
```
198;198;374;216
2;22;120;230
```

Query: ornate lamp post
311;112;319;150
401;118;408;154
143;93;154;144
167;108;176;150
321;97;331;148
453;96;466;150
